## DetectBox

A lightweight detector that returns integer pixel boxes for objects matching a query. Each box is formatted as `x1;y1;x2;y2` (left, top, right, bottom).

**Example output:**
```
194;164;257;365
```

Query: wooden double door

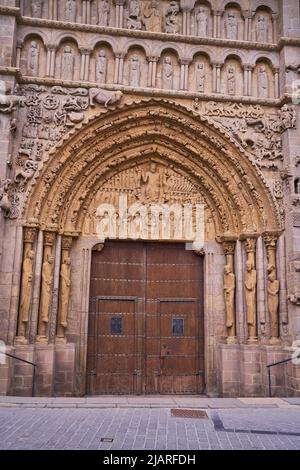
86;241;204;395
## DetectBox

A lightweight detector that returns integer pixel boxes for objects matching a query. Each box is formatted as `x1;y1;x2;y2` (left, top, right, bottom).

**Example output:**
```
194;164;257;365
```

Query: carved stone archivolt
20;99;280;242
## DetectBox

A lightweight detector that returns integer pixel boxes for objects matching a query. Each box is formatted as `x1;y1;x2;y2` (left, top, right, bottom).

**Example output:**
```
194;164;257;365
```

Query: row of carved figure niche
27;0;274;42
23;42;276;97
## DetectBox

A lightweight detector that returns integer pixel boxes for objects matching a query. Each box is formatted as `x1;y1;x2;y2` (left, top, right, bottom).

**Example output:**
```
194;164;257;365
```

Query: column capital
16;40;24;49
61;235;74;251
244;63;254;71
43;231;56;247
222;241;236;256
114;0;126;5
147;55;159;63
193;248;205;256
79;47;92;55
23;226;37;244
180;58;191;66
242;10;252;19
212;61;223;68
212;10;223;16
115;52;125;59
45;43;57;51
239;234;258;252
262;231;281;248
92;243;104;252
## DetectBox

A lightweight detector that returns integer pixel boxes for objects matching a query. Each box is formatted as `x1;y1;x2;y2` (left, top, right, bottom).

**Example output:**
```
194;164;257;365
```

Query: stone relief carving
58;257;71;329
256;15;268;43
0;81;25;114
196;63;205;92
95;50;107;83
2;84;123;219
65;0;77;22
163;56;174;89
227;65;236;95
267;263;280;339
127;0;142;30
31;0;43;18
98;0;110;26
225;12;238;40
165;1;180;34
142;0;161;32
258;66;268;98
224;264;235;335
130;54;141;87
27;41;39;77
196;7;208;37
18;249;35;336
61;46;74;80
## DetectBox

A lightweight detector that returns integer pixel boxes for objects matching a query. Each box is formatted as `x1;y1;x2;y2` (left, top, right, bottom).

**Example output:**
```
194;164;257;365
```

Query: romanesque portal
0;0;299;397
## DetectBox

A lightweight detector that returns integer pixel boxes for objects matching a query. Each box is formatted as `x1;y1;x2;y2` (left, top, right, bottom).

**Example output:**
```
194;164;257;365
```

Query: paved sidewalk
0;395;299;408
0;396;300;450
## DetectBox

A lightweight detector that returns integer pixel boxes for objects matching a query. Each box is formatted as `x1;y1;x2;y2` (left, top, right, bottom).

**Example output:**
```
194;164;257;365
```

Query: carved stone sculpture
19;249;35;335
14;160;38;185
140;162;161;202
279;104;296;130
40;254;54;325
31;0;43;17
127;0;142;29
244;260;257;340
142;0;161;32
95;50;107;83
196;7;208;37
227;65;236;95
89;87;123;107
27;41;39;77
256;15;268;43
0;81;25;113
0;179;11;216
59;257;71;329
162;56;174;89
267;264;280;339
258;66;268;98
130;54;141;87
98;0;110;26
224;264;235;333
61;46;74;80
196;63;205;92
65;0;77;22
165;1;180;34
226;12;238;40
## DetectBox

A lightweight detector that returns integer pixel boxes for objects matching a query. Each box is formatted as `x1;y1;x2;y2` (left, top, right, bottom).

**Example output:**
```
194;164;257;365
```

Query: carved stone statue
258;65;268;98
65;0;77;22
226;12;238;40
0;179;11;216
140;162;161;202
98;0;110;26
224;264;235;331
244;260;257;337
19;249;35;331
256;15;268;43
196;63;205;92
31;0;43;17
40;254;54;324
165;0;180;34
162;56;174;89
267;264;280;338
59;257;71;328
27;41;39;77
96;50;107;83
227;65;236;95
279;104;296;130
89;87;123;107
142;0;161;32
130;54;140;87
61;46;74;80
127;0;142;29
196;7;208;37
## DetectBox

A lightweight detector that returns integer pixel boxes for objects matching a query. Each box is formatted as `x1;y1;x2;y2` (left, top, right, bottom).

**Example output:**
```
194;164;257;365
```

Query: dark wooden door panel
87;241;204;395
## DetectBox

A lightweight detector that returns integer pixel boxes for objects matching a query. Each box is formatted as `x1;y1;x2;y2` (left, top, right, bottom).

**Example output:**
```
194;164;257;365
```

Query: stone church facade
0;0;299;397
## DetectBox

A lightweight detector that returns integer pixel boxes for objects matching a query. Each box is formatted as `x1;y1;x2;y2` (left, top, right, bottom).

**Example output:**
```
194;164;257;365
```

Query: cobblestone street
0;397;300;450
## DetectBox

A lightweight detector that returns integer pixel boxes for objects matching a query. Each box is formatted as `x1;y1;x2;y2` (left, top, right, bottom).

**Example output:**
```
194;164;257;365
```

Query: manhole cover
171;409;208;419
100;438;114;442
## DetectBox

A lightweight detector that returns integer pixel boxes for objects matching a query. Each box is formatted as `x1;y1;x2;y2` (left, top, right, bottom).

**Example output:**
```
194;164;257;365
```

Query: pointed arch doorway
86;240;204;395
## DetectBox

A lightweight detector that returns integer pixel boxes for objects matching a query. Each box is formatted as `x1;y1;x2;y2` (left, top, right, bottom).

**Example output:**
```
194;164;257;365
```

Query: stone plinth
218;342;241;397
54;342;76;396
12;344;35;396
240;344;262;396
261;345;289;397
34;343;55;396
0;346;14;396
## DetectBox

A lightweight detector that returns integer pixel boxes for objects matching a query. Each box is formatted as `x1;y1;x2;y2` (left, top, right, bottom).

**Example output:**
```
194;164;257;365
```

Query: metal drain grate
100;438;114;442
171;409;208;419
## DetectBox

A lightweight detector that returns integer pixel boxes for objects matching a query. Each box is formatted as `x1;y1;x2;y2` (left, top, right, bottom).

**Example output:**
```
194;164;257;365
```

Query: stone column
48;45;56;78
248;65;253;96
115;0;126;28
272;14;278;42
263;232;281;343
56;236;73;341
216;63;222;93
113;54;120;84
278;234;288;335
16;41;23;69
86;0;92;24
273;67;280;99
37;231;56;343
84;49;92;81
212;62;217;93
117;53;125;85
216;11;222;38
16;227;37;342
80;48;86;81
180;59;190;91
242;236;258;342
256;236;267;337
222;239;237;342
82;0;87;24
243;65;248;96
151;56;158;88
49;0;58;20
